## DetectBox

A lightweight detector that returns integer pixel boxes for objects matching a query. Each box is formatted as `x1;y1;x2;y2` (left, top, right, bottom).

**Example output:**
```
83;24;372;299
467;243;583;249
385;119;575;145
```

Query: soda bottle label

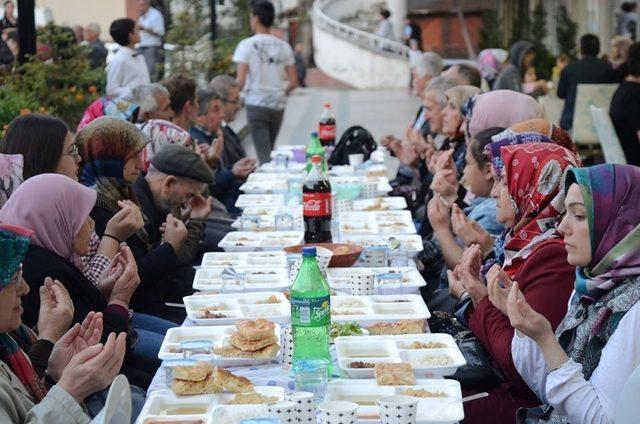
319;124;336;141
303;192;332;216
291;295;330;327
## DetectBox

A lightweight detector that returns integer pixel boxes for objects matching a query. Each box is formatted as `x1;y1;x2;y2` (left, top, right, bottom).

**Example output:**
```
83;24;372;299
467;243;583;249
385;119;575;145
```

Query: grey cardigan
0;362;90;424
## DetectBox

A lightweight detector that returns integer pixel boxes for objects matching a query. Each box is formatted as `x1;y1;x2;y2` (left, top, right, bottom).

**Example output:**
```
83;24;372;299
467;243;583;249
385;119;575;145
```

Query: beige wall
35;0;127;41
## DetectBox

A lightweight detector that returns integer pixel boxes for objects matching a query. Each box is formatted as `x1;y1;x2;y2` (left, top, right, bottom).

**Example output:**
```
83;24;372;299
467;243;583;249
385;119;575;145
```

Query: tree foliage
0;24;103;129
556;4;577;58
531;1;555;79
479;9;504;50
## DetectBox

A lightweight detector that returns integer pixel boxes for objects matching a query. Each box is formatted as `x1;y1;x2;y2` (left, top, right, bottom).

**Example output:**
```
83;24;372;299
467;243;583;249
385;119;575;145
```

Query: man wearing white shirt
137;0;165;81
232;0;297;164
107;18;150;101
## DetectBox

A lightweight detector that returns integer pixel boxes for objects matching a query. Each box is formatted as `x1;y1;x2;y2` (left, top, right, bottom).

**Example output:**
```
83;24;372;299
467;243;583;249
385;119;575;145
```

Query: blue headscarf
0;224;32;287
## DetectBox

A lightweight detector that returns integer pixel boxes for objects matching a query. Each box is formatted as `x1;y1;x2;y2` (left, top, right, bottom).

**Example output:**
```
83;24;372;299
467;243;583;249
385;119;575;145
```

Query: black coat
21;245;151;388
91;192;187;323
221;123;247;169
557;57;615;130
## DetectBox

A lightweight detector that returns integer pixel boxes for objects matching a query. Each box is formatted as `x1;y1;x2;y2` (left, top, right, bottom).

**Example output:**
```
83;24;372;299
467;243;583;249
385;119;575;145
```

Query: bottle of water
290;246;332;372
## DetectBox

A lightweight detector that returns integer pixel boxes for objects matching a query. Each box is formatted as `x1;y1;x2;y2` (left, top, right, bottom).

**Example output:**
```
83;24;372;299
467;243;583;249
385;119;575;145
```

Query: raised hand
162;213;188;252
486;264;513;315
107;245;140;309
55;332;127;402
427;193;451;232
451;204;494;253
447;267;466;299
506;282;553;342
457;244;487;305
37;278;74;343
105;201;144;242
232;157;257;179
187;194;213;220
430;169;459;199
46;311;103;381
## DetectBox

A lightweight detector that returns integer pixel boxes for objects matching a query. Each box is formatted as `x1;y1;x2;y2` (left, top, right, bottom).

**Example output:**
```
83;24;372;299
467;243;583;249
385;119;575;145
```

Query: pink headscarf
138;119;195;172
466;90;543;138
0;174;96;264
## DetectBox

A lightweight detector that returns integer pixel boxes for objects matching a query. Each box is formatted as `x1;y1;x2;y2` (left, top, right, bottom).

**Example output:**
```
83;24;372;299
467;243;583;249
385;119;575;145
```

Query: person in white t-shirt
137;0;165;81
106;18;150;100
232;0;297;164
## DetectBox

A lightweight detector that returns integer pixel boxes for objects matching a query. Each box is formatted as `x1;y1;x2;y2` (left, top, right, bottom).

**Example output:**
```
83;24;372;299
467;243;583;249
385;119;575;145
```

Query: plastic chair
615;363;640;423
589;105;627;164
571;83;618;145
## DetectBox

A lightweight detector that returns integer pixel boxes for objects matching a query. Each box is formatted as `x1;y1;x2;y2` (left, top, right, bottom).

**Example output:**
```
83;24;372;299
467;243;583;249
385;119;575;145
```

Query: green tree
556;4;577;58
479;9;504;50
0;24;103;128
530;1;555;79
510;0;531;45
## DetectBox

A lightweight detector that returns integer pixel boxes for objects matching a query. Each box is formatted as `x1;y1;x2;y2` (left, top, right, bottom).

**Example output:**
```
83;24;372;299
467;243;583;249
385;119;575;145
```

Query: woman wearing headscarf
493;41;535;91
0;174;152;389
77;117;188;324
464;90;543;140
417;85;480;298
503;164;640;424
477;48;508;88
451;143;578;423
0;224;128;423
503;118;578;155
138;118;195;172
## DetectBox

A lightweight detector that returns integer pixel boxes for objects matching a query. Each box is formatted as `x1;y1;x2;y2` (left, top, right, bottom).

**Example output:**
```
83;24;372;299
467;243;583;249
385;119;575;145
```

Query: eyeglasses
221;97;242;106
9;264;22;286
67;143;79;157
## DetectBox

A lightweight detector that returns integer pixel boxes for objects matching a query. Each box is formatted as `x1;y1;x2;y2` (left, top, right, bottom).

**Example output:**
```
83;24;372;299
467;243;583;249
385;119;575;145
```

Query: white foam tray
326;267;426;291
183;292;291;326
331;294;430;325
324;378;464;423
235;194;285;208
199;251;288;269
340;234;424;254
218;231;304;252
352;196;408;211
192;267;289;292
137;386;286;424
158;324;281;366
334;333;465;378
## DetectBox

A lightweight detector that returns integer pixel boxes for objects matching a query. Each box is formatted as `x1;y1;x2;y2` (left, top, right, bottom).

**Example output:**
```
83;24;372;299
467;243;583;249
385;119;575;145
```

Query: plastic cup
348;153;364;167
378;395;418;424
349;270;375;295
318;401;358;424
286;391;316;423
293;359;330;403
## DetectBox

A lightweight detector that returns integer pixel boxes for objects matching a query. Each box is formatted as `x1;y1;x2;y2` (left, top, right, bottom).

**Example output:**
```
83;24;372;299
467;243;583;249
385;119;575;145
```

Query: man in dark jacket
558;34;615;130
493;40;534;91
83;22;108;69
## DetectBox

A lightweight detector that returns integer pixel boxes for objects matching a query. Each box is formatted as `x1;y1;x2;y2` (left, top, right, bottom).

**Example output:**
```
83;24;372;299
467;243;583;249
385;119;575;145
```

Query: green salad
330;322;364;339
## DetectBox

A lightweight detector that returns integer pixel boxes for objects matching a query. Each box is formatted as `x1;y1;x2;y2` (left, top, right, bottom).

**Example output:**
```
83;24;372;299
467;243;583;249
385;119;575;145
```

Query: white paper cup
289;247;333;283
361;181;378;199
318;401;358;424
378;395;418;424
349;270;375;295
286;391;316;423
267;401;297;423
281;326;294;368
348;153;364;167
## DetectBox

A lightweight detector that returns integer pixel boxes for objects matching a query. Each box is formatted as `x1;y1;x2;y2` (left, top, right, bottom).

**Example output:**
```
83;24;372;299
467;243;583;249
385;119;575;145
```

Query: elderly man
210;75;250;168
441;63;482;88
83;22;108;69
137;0;165;81
191;87;256;216
130;83;174;122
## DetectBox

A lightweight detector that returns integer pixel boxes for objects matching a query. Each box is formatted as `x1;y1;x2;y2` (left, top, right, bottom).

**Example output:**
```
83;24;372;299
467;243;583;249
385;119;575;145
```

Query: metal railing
312;0;410;60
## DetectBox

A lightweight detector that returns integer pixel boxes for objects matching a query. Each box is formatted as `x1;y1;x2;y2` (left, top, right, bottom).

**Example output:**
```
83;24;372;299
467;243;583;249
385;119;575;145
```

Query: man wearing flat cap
132;145;214;302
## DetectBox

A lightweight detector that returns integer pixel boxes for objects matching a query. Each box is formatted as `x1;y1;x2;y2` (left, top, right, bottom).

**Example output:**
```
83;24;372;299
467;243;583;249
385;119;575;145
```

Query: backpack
328;125;377;166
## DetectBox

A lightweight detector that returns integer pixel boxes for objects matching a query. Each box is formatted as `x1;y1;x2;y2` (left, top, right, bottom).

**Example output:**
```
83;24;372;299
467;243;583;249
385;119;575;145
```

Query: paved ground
240;69;420;159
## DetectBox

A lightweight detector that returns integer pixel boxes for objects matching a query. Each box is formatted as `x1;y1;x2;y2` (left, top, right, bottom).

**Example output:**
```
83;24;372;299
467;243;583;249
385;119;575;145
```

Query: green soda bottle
290;246;332;371
306;131;326;173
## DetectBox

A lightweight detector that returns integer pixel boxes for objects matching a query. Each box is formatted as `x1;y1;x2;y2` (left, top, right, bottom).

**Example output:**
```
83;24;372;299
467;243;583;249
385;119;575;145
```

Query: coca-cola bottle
303;155;332;243
318;103;336;147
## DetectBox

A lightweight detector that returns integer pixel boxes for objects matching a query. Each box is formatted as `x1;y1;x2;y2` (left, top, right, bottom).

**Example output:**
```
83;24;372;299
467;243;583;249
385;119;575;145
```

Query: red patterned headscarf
499;142;579;274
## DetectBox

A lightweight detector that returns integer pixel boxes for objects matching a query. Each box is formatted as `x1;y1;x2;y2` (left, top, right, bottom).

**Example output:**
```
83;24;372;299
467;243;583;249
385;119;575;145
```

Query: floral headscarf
0;154;23;208
507;118;579;155
77;117;148;203
568;165;640;300
0;224;47;403
477;48;507;81
485;131;554;179
138;119;195;172
498;143;579;275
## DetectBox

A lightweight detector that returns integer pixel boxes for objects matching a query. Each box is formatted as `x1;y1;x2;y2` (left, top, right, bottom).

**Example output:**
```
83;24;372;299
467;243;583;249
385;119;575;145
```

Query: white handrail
312;0;410;59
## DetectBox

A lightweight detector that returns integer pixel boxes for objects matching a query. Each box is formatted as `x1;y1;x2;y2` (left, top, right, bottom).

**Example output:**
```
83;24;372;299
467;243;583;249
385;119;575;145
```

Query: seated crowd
0;9;639;424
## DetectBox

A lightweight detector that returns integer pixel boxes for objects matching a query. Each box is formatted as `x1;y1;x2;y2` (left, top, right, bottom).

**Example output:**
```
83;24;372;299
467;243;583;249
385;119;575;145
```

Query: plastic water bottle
290;246;332;372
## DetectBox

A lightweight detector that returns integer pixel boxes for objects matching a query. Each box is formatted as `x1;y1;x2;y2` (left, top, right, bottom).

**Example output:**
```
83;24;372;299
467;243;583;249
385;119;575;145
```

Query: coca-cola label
319;124;336;140
303;192;332;217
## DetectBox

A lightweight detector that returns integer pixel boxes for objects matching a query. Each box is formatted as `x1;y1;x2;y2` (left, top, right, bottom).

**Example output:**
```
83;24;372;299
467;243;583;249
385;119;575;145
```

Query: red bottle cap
324;103;331;108
311;155;322;164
